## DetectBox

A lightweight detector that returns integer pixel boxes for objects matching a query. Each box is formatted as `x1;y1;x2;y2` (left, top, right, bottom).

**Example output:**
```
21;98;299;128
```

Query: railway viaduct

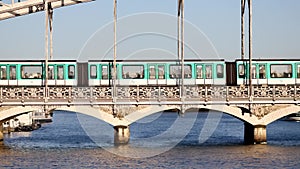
0;85;300;144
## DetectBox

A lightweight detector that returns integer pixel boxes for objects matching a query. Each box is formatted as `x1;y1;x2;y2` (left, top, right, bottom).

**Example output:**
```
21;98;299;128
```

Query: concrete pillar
244;123;267;144
254;125;267;144
114;125;130;145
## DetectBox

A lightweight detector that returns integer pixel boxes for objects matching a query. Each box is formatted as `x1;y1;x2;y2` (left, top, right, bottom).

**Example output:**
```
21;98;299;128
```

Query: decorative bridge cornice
0;85;298;106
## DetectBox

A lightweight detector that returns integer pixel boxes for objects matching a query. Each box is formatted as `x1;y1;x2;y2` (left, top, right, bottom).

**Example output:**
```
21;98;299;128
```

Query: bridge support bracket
244;123;267;145
114;125;130;145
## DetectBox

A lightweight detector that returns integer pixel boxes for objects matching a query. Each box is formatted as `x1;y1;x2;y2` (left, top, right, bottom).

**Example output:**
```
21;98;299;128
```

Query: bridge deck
0;85;298;106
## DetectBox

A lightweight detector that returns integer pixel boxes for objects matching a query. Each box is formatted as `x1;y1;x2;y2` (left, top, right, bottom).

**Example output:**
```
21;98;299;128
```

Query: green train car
1;59;299;87
235;59;300;85
0;60;77;86
87;60;226;86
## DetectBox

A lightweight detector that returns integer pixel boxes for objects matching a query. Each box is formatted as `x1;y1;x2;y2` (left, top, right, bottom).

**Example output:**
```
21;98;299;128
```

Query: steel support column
113;0;117;117
241;0;253;112
44;0;49;104
241;0;245;60
178;0;185;102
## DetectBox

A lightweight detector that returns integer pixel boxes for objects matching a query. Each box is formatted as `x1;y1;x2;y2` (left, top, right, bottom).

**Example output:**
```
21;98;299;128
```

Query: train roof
0;60;77;62
88;59;225;62
235;59;300;62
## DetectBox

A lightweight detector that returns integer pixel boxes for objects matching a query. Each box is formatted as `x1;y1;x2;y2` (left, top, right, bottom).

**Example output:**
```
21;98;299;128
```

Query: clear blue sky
0;0;299;61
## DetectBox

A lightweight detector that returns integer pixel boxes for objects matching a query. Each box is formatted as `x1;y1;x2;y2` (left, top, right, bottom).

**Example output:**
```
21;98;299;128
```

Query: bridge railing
0;85;299;105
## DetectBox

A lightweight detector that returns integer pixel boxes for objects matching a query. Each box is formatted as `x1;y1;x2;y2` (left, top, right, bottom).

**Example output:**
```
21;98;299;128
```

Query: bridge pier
114;125;130;145
244;123;267;144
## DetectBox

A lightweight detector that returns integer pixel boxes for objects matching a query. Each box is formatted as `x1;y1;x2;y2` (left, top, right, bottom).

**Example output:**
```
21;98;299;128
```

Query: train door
195;64;204;85
89;64;99;86
204;64;213;85
237;63;246;85
66;65;76;86
157;65;166;85
148;64;156;85
56;64;65;86
251;64;258;85
258;64;267;85
8;65;17;86
0;65;8;86
297;64;300;84
47;65;55;86
101;64;110;86
214;64;225;85
148;64;166;85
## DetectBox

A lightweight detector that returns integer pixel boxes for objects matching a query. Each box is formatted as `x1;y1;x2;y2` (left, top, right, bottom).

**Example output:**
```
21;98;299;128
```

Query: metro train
0;59;299;86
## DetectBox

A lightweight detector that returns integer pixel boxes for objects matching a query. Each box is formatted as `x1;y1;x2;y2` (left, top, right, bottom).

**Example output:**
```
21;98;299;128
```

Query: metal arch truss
0;0;94;21
0;85;298;106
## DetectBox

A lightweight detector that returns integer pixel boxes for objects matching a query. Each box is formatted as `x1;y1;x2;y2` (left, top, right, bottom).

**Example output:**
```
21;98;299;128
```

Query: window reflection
238;64;245;78
169;65;192;79
205;65;212;79
10;66;16;80
57;66;64;80
297;65;300;78
216;64;224;78
259;64;266;79
1;66;7;80
102;66;108;79
149;66;155;79
90;65;97;79
48;66;54;79
196;65;203;79
270;64;292;78
122;65;144;79
252;65;257;79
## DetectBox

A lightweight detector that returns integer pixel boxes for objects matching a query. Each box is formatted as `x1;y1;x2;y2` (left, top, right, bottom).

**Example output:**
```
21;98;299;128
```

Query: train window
90;65;97;79
102;66;108;79
259;64;266;79
21;65;42;79
270;64;292;78
169;64;192;79
48;66;54;79
298;65;300;78
205;65;212;79
68;65;75;79
0;66;6;80
216;64;224;78
122;65;144;79
252;65;257;79
238;64;245;78
57;66;64;80
158;65;165;79
10;66;16;80
149;66;155;79
196;65;203;79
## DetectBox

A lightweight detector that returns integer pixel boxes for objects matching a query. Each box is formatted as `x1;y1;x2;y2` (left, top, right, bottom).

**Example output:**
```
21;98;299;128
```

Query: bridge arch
0;107;40;123
124;105;180;125
184;105;257;125
54;106;129;126
123;105;257;126
261;105;300;125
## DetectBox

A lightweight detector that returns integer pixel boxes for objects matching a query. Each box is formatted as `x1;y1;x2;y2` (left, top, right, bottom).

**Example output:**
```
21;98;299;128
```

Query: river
1;111;300;168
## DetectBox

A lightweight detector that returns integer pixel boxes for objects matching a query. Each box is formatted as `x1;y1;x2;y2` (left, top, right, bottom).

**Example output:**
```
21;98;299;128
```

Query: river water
1;111;300;168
